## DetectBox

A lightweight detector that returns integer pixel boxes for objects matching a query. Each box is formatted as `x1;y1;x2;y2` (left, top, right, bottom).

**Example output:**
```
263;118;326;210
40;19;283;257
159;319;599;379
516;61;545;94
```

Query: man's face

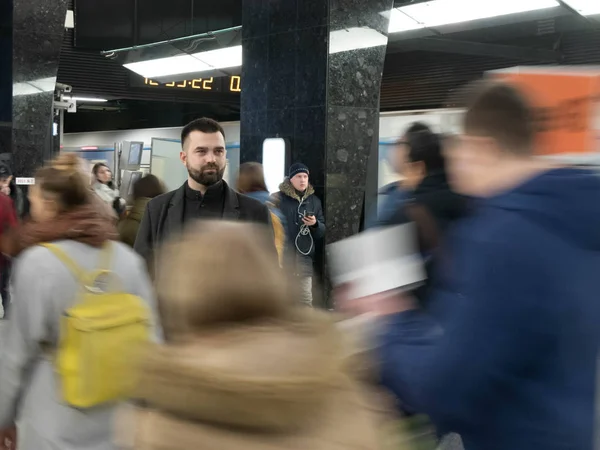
388;144;404;175
446;134;497;197
397;144;425;190
180;130;227;187
290;172;309;191
0;176;11;195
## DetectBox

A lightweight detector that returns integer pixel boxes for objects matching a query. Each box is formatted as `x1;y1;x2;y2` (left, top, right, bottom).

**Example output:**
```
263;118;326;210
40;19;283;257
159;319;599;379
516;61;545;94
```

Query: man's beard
187;162;225;187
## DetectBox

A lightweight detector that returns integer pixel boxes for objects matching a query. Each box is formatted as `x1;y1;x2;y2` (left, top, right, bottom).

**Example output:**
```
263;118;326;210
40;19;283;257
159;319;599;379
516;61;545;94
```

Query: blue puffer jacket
244;191;286;225
366;181;409;229
378;168;600;450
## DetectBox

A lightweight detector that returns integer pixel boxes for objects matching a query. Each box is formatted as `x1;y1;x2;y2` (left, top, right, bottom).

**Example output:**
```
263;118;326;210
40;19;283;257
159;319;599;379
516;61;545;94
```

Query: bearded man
134;118;273;272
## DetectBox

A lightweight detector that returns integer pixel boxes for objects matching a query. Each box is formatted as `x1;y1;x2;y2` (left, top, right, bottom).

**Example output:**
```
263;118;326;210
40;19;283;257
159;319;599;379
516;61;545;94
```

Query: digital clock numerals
144;77;214;90
230;76;241;92
143;76;241;92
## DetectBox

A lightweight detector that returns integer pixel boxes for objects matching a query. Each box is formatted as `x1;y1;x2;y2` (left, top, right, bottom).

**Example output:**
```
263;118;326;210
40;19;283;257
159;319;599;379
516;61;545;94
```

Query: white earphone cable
295;195;314;256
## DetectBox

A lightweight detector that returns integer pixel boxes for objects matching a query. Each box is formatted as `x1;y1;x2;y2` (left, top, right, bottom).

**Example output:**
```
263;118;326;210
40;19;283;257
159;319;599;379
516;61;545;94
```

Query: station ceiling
61;1;600;131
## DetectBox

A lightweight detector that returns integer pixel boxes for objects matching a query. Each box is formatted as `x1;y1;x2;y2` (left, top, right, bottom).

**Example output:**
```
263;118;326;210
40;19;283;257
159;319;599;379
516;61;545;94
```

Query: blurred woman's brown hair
51;153;117;220
132;174;164;201
236;162;268;193
52;152;87;173
33;165;90;213
121;221;381;450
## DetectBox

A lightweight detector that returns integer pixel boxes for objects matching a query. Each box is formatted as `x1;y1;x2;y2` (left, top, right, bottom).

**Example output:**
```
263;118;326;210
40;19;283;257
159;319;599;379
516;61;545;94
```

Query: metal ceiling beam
387;37;563;62
556;0;600;26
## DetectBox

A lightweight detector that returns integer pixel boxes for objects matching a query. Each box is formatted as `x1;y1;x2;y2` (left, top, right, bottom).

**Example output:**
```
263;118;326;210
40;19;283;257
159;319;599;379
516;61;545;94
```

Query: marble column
241;0;394;304
12;0;67;176
0;0;12;156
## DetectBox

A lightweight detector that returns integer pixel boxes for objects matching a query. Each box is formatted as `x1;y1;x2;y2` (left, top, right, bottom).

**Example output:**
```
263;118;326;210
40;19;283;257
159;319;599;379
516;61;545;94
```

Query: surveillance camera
55;83;72;93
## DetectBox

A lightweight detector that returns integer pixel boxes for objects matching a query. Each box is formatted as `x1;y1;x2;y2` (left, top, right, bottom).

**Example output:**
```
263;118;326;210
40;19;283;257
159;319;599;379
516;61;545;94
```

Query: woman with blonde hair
0;153;156;450
119;221;380;450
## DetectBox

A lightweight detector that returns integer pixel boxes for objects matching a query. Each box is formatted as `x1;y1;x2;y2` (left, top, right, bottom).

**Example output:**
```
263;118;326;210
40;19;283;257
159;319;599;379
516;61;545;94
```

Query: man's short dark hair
464;80;535;155
405;121;432;136
403;124;445;174
181;118;226;148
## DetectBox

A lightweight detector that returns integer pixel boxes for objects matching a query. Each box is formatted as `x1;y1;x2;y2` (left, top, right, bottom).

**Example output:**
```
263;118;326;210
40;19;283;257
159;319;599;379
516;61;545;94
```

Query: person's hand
0;425;16;450
302;215;317;227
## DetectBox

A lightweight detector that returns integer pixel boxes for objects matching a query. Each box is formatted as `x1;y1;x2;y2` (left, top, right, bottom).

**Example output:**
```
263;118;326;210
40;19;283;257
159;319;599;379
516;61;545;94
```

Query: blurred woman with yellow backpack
0;153;157;450
236;162;286;266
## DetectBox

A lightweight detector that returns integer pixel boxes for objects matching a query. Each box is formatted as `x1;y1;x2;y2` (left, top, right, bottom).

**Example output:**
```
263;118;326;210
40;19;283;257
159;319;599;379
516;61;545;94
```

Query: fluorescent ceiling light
124;45;242;79
330;27;388;54
388;9;424;33
65;10;74;29
389;0;560;33
562;0;600;15
70;97;108;102
13;77;57;96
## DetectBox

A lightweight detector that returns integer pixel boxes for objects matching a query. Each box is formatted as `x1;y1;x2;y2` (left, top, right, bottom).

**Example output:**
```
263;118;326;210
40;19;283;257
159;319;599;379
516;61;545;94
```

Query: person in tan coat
117;221;383;450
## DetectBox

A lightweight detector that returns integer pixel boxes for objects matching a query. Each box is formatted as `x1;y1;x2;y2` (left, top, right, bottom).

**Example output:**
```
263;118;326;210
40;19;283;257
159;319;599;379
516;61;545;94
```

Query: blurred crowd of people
0;79;598;450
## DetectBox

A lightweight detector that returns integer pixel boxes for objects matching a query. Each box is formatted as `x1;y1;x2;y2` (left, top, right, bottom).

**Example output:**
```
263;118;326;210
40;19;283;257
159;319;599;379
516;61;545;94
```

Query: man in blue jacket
369;80;600;450
272;163;325;306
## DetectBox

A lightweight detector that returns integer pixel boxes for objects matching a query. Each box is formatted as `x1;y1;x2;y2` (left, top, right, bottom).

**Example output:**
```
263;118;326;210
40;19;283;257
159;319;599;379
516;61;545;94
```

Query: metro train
62;108;465;191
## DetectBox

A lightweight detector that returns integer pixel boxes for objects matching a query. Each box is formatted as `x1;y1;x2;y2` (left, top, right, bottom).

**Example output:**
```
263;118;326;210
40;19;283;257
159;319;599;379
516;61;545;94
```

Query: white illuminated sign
16;178;35;185
262;138;286;194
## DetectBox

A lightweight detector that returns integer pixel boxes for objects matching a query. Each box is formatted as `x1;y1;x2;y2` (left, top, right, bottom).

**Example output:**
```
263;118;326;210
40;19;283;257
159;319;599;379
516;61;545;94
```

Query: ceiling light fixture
123;45;242;79
13;77;57;96
70;97;108;102
388;9;424;33
561;0;600;15
329;27;389;54
388;0;560;33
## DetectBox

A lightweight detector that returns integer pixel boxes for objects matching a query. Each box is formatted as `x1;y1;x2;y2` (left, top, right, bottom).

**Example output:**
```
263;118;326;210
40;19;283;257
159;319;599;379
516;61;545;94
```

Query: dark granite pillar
12;0;67;176
241;0;394;303
0;0;12;155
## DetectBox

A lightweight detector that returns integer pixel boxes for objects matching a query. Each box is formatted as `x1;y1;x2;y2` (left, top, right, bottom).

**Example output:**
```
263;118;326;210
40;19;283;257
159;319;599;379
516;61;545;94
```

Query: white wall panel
63;121;241;148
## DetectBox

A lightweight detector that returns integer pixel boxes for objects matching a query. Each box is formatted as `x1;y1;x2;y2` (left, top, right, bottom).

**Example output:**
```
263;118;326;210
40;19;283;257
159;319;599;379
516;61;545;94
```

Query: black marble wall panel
325;0;394;243
240;0;329;199
0;0;12;156
0;0;11;119
12;0;67;176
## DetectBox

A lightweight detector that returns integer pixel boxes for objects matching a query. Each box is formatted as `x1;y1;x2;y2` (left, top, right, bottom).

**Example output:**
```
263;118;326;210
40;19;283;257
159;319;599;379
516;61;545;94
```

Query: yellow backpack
269;211;285;267
41;242;151;409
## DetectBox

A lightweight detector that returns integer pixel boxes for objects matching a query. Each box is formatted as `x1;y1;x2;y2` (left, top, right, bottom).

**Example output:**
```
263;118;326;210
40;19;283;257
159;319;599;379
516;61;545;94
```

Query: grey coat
0;240;157;450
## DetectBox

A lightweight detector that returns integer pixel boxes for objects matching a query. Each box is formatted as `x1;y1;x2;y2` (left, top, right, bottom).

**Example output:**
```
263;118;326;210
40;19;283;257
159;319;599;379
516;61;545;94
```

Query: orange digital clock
132;75;241;93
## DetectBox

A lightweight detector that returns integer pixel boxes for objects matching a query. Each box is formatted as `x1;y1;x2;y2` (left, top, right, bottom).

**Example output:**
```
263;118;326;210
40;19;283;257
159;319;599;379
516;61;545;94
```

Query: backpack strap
41;243;86;283
41;242;114;285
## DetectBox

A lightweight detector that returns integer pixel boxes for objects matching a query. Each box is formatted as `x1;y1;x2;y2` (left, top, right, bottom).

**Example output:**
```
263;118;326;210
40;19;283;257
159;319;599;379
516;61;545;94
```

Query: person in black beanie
271;163;325;306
